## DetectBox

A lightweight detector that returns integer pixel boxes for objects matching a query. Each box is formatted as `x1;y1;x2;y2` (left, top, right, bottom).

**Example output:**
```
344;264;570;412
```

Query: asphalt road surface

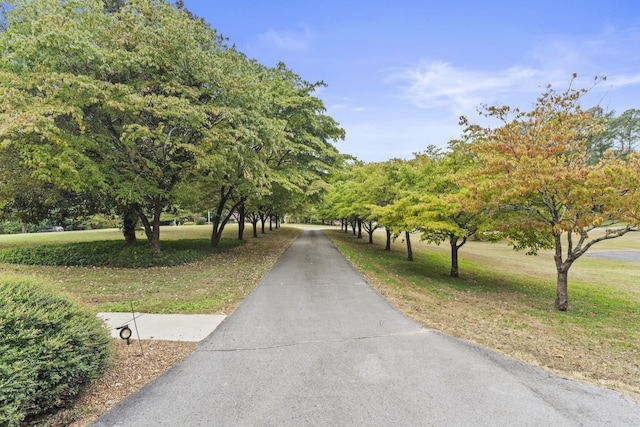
584;250;640;262
92;229;640;426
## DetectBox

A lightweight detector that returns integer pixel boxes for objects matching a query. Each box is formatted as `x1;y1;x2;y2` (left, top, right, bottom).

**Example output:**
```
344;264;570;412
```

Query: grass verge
326;228;640;401
0;225;301;314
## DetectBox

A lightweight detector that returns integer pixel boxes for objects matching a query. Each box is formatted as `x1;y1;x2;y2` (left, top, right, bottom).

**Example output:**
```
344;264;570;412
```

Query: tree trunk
150;198;162;256
252;218;258;238
351;221;356;236
269;216;273;231
122;207;138;246
385;229;391;251
147;226;161;256
367;222;374;244
357;219;362;239
211;227;222;248
260;214;266;234
405;231;413;261
555;267;570;311
211;211;232;249
450;236;459;278
237;202;245;240
449;235;467;278
211;203;224;249
135;202;161;257
553;233;571;311
210;186;238;249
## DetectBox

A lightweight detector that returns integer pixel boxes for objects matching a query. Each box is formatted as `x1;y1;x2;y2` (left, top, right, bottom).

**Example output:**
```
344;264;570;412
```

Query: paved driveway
92;229;640;426
584;250;640;262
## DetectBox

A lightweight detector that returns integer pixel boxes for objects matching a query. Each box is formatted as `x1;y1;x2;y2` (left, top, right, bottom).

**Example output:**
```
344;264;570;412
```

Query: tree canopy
0;0;344;252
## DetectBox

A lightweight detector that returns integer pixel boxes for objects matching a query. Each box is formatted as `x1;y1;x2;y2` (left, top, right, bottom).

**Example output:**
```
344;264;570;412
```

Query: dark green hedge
0;278;111;426
0;238;244;268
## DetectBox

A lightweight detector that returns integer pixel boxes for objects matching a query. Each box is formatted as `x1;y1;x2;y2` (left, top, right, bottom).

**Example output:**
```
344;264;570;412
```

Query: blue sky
184;1;640;162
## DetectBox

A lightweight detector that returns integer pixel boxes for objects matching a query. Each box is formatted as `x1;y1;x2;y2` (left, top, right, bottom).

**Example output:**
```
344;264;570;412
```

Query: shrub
0;278;111;426
196;217;207;225
0;238;245;268
88;214;119;230
0;222;26;235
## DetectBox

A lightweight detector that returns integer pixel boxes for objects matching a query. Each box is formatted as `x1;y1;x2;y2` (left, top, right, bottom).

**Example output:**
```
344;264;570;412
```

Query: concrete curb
97;312;226;342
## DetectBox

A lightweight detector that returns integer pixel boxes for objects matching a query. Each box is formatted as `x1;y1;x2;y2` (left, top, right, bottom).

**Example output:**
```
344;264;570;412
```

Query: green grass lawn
0;225;219;248
0;225;300;314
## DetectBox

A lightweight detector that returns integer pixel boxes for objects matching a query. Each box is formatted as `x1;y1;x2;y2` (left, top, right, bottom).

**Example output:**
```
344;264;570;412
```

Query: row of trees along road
1;2;639;311
322;77;640;311
0;0;345;255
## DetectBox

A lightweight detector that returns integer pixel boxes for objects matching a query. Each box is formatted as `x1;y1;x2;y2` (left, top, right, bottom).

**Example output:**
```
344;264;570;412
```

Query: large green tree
0;1;108;194
323;161;367;238
402;143;491;277
369;158;420;260
180;56;287;248
363;159;407;249
325;159;417;259
181;61;344;248
0;0;236;254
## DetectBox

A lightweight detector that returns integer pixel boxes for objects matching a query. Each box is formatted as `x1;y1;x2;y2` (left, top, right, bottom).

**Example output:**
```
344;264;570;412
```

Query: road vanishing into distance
92;229;640;426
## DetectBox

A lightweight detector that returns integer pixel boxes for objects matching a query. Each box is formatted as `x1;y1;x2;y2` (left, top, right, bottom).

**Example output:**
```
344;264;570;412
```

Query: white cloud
386;61;543;114
605;73;640;88
326;96;367;114
329;103;349;111
258;27;312;52
530;27;640;89
387;26;640;117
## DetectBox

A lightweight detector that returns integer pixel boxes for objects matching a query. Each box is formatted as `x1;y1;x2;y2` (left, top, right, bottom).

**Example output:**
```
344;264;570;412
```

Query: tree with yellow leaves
463;76;640;311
